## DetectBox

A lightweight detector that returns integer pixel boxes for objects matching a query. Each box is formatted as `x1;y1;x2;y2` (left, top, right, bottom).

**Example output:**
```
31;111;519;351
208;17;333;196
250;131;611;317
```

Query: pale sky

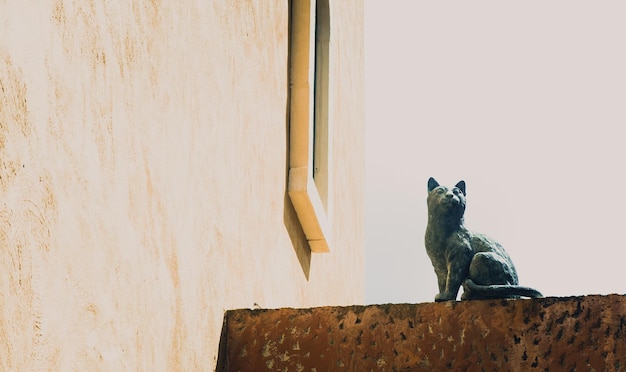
364;1;626;304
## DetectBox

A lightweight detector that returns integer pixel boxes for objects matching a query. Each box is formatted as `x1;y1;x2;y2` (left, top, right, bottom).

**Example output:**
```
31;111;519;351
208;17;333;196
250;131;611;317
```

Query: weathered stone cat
425;177;543;301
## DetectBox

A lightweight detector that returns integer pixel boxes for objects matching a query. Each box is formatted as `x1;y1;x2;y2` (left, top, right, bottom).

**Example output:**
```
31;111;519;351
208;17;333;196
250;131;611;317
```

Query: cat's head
427;177;466;218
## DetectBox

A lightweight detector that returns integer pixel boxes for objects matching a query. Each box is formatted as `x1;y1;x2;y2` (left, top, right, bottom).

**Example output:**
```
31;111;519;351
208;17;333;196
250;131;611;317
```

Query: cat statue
425;177;543;301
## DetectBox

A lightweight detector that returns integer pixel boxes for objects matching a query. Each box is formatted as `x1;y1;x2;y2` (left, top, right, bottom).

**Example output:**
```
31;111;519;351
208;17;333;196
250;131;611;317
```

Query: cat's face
427;177;466;216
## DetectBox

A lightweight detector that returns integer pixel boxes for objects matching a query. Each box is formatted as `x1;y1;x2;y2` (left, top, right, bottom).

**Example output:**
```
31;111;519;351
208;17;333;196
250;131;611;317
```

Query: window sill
288;167;330;253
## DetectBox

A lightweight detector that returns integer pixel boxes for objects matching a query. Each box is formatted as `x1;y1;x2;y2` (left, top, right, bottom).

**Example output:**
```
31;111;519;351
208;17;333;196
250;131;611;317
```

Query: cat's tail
463;279;544;300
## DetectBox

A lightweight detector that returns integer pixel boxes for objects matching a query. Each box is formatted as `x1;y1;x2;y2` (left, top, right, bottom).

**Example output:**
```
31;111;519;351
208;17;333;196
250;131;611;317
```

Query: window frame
288;0;332;253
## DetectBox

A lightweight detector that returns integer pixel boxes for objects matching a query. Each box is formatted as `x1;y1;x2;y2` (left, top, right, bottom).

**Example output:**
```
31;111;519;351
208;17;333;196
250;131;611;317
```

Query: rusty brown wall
0;1;364;370
221;295;626;371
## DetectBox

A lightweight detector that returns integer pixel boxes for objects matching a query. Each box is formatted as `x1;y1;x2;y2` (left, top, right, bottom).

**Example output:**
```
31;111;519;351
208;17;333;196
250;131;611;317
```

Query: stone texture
218;295;626;371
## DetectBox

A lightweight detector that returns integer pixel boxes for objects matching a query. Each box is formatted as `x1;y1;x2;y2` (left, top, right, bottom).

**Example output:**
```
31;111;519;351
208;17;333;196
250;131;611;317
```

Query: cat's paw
435;292;456;302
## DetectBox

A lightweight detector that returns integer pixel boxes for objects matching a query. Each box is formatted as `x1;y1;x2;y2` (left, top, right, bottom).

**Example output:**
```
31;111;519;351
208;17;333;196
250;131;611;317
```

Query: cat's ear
455;180;466;195
428;177;440;192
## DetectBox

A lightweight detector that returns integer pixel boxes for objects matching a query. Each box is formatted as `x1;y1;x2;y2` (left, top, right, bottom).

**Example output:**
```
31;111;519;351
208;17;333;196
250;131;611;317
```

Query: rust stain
51;0;65;25
166;240;184;371
0;52;31;151
40;174;57;212
0;160;22;192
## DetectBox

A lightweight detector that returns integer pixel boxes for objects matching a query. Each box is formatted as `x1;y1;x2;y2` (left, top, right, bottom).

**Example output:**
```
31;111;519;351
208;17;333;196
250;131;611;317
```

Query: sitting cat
424;177;543;301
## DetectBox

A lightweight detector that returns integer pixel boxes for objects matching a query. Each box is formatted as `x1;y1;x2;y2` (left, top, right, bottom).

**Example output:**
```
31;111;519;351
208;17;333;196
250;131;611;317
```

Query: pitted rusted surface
218;295;626;371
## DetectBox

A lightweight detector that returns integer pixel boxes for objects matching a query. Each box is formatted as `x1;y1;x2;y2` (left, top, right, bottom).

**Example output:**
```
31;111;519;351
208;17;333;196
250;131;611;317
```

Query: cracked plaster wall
0;1;365;369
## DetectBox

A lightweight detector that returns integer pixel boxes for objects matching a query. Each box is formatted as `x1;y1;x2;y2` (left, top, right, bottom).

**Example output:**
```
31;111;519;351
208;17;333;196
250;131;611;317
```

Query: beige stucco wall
0;1;364;370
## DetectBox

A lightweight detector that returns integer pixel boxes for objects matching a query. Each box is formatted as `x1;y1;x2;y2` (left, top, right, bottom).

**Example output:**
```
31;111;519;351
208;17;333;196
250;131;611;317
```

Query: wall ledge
218;295;626;371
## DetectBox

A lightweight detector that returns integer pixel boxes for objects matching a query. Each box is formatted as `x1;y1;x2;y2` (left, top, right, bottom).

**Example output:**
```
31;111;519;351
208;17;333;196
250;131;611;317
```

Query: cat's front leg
434;274;453;302
434;269;463;302
435;291;456;302
433;266;452;301
436;269;447;294
435;247;472;302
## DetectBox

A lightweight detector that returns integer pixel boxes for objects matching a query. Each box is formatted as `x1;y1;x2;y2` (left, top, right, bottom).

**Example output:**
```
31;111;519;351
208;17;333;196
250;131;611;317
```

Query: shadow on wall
284;194;311;280
282;0;311;281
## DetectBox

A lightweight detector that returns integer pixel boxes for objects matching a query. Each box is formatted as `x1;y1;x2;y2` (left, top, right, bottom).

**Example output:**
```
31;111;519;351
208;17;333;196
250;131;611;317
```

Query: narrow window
288;0;332;253
313;0;330;211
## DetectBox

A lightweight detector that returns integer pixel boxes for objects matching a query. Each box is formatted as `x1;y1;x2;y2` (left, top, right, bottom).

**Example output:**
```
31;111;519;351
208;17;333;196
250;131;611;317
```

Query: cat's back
469;231;511;258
